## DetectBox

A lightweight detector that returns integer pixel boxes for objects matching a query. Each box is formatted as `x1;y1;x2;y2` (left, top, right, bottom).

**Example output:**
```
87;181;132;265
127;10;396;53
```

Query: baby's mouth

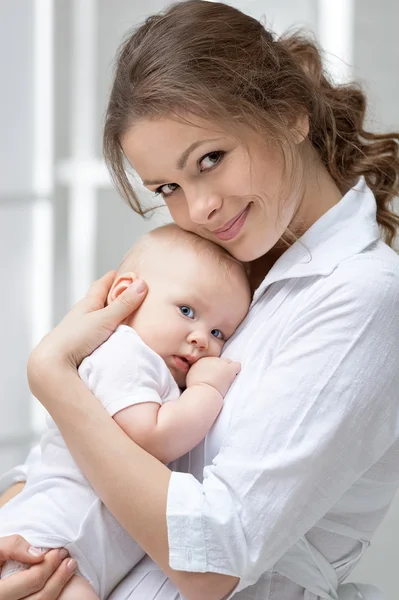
173;355;191;373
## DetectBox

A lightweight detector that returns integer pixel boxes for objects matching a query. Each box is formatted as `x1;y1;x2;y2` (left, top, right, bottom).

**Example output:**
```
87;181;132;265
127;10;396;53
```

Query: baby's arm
0;483;25;509
114;357;240;463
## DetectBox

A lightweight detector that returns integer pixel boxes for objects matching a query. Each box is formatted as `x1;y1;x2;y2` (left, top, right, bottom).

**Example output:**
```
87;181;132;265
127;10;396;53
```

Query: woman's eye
179;305;195;319
211;328;225;340
199;151;225;171
154;151;225;197
155;182;179;197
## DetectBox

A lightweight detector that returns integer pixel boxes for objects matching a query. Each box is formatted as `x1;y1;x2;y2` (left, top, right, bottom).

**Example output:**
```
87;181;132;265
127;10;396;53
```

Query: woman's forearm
0;482;25;508
38;369;238;600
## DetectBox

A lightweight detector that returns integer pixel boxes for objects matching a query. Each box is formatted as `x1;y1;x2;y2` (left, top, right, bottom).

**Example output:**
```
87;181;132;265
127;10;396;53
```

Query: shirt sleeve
166;257;399;593
78;328;165;416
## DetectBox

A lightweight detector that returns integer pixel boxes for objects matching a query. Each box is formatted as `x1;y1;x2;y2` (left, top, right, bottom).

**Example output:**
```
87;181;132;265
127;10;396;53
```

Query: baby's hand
186;357;241;398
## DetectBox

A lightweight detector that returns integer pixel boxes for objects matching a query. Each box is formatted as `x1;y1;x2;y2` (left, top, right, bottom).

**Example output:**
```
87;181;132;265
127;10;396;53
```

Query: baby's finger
230;361;241;374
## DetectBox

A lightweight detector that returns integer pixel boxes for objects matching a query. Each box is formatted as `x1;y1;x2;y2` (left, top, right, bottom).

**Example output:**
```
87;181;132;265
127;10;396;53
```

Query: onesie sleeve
78;327;166;417
166;257;399;594
0;444;42;492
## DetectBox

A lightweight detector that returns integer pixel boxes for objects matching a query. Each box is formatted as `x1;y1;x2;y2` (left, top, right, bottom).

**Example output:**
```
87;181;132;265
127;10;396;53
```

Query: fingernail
66;559;77;572
131;279;146;294
28;546;44;557
59;548;69;560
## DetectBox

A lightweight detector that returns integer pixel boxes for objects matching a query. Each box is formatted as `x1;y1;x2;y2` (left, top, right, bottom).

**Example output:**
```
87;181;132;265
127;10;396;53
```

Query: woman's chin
226;239;274;263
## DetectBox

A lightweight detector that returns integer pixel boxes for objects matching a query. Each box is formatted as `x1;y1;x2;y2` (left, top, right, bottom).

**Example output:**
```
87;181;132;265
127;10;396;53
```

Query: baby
0;224;251;600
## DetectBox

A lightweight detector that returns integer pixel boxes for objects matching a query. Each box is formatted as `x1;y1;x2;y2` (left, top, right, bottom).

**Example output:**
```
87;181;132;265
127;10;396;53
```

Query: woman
1;1;399;598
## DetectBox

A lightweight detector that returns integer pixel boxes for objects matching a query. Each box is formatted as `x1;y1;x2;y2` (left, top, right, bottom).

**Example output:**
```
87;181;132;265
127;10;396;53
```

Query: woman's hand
28;271;147;396
0;535;76;600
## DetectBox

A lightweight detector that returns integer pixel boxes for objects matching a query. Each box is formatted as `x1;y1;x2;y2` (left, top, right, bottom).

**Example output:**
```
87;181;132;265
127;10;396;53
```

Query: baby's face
127;246;250;387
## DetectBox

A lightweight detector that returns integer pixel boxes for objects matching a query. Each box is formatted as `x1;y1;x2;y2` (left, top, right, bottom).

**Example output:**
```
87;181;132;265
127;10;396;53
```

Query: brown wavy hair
103;0;399;247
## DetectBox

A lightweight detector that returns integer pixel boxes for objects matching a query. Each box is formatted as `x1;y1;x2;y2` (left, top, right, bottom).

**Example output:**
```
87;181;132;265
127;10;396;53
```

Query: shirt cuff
166;472;251;596
167;471;208;572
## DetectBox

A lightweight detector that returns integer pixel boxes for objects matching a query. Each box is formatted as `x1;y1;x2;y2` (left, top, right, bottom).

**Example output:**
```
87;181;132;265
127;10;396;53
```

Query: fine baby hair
117;223;250;286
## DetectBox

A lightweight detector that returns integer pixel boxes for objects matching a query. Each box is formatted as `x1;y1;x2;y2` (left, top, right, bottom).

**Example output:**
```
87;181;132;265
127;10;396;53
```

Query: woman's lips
213;204;251;241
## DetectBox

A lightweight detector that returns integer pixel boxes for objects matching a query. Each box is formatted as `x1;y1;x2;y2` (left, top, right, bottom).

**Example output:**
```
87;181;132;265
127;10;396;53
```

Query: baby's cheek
210;341;223;358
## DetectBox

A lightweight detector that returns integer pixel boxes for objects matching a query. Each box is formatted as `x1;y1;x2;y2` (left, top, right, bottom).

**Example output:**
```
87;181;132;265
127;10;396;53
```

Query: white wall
0;1;40;474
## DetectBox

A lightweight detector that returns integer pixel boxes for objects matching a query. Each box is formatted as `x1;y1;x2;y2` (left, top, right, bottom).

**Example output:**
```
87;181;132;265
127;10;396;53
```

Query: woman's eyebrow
176;138;220;169
142;137;221;186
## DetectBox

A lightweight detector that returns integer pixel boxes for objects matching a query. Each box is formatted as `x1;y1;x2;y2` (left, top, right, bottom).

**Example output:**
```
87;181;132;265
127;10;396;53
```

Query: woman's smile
213;203;252;241
121;115;305;263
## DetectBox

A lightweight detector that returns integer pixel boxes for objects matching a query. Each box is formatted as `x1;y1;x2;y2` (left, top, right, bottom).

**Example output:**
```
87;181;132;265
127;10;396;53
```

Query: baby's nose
188;330;208;350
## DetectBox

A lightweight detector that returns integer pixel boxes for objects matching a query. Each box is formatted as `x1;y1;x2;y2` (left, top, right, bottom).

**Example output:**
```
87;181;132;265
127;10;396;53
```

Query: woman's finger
28;557;77;600
0;535;46;565
103;279;148;327
0;549;75;600
28;274;148;380
85;271;117;305
66;271;118;318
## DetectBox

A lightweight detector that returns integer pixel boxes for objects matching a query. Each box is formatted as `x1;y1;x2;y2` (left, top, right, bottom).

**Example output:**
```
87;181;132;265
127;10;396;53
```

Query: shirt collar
252;177;381;306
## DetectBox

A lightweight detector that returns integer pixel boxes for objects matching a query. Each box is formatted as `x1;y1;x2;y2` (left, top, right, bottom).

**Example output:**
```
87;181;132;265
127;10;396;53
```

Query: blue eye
211;329;224;340
180;305;195;319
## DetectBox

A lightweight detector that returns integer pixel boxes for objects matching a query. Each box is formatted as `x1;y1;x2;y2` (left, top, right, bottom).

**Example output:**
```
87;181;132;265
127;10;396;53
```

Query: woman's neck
247;245;287;291
248;160;343;292
293;157;343;237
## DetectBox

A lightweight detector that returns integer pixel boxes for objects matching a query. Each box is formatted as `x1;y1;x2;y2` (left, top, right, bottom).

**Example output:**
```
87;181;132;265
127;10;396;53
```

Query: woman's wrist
28;349;77;408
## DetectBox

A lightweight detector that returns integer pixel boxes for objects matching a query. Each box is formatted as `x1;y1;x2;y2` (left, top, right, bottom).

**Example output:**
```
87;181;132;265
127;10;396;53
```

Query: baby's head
109;224;251;387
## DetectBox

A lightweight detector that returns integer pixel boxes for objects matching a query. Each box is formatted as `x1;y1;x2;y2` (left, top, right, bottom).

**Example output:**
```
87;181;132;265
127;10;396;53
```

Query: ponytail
281;33;399;246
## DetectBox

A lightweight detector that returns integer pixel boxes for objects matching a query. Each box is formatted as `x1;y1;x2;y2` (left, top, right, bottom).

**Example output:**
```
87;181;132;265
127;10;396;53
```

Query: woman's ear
107;272;138;305
292;113;310;144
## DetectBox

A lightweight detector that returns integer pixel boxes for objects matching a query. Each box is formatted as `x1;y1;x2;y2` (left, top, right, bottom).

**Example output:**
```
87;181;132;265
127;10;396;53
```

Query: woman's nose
186;189;222;225
188;330;208;350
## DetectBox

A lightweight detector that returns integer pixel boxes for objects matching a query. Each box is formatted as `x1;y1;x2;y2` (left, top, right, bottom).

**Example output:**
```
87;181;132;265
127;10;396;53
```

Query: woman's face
121;116;306;262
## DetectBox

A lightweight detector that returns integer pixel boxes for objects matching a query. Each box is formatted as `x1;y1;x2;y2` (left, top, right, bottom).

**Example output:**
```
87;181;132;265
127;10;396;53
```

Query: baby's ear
107;272;138;305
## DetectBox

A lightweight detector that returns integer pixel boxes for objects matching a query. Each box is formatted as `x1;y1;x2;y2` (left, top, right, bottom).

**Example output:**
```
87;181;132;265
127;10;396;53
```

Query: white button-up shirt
166;178;399;599
2;179;399;600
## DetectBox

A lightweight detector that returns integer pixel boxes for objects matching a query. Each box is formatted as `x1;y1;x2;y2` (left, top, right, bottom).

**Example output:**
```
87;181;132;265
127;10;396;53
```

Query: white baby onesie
0;325;180;599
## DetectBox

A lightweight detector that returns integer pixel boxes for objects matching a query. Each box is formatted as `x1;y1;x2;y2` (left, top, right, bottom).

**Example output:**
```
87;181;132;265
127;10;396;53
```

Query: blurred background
0;0;398;597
